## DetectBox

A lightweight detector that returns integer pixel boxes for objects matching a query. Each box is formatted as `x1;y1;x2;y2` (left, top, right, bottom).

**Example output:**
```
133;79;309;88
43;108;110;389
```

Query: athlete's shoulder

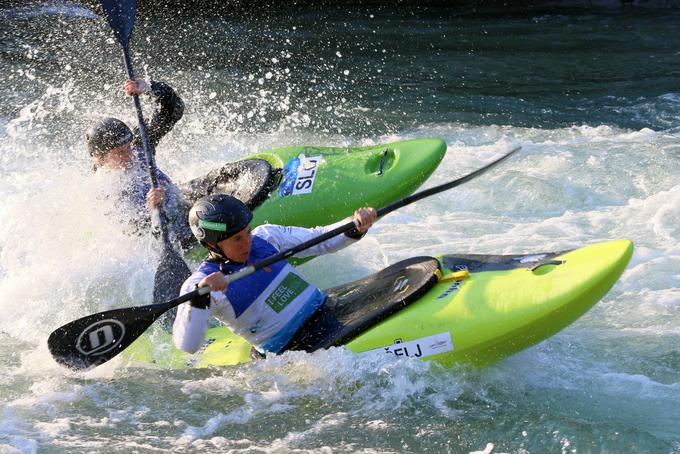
253;224;284;241
196;260;221;275
251;225;285;253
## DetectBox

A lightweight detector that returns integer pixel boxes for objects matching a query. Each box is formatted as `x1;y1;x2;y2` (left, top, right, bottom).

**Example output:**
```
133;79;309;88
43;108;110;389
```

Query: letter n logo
76;319;126;357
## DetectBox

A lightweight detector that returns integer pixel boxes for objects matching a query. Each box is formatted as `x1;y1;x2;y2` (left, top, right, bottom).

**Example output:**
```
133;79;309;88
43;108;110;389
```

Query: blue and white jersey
173;222;360;354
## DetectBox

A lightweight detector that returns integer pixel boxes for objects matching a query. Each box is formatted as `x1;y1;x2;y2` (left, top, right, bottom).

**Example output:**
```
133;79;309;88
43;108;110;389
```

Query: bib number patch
279;155;321;196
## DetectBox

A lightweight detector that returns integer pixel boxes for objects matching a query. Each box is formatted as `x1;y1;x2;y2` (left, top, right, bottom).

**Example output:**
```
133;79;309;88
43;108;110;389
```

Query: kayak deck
248;137;447;227
348;239;634;366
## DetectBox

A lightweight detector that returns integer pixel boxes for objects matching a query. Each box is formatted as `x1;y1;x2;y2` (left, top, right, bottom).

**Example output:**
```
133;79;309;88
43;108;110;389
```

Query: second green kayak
182;137;447;229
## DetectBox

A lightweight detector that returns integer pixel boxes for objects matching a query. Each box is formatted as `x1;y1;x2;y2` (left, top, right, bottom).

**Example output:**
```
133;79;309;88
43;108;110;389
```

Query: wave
0;2;98;20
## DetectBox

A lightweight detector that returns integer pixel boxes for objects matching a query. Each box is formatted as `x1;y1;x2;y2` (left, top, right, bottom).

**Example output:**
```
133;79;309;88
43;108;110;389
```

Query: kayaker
86;78;192;246
172;194;378;356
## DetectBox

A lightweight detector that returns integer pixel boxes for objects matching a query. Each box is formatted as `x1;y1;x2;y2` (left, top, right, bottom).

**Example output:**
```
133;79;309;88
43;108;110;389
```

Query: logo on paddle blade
76;319;126;356
392;276;410;293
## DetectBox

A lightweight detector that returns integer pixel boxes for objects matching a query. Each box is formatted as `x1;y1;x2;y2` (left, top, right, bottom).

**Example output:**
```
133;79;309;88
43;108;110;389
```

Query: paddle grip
121;46;160;189
224;266;256;284
163;284;210;311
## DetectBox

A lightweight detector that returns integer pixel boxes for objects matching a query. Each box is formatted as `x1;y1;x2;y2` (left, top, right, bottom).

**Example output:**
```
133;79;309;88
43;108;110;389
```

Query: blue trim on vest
260;290;326;353
197;236;288;318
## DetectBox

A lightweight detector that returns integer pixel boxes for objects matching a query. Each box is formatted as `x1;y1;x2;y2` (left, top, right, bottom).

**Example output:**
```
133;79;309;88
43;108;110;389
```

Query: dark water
1;3;679;453
3;5;680;137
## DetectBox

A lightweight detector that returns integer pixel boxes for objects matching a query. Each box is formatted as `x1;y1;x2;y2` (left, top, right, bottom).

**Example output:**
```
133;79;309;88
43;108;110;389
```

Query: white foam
0;164;156;346
0;100;678;451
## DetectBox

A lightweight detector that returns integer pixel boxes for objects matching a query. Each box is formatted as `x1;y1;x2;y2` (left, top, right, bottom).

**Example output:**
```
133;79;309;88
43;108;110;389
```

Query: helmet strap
203;241;245;265
203;242;227;260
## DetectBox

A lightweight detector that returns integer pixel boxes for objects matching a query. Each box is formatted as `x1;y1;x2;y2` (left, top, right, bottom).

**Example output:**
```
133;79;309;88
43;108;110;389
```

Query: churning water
0;3;678;453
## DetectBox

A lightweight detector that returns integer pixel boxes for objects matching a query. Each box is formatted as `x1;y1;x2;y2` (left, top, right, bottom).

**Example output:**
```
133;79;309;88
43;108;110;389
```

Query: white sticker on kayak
513;254;547;264
363;332;454;359
279;155;322;196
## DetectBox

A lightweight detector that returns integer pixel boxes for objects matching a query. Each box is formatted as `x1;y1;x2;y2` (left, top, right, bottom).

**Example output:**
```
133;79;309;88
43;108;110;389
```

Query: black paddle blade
47;302;167;370
153;246;191;306
100;0;136;46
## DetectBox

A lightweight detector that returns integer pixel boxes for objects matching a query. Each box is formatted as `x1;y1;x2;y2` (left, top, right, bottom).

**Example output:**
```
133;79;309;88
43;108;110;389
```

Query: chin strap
202;241;226;260
203;242;246;268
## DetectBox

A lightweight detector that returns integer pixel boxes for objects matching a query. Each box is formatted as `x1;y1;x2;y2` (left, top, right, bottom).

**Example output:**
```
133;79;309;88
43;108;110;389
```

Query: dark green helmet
85;117;133;156
189;194;253;245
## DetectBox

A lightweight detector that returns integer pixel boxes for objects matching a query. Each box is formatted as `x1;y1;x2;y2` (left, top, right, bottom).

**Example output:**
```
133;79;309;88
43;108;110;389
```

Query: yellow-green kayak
183;137;447;228
125;240;633;368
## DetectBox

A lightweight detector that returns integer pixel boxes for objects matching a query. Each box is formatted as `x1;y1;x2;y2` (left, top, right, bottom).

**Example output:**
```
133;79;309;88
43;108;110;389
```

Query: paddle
48;146;520;370
99;0;191;306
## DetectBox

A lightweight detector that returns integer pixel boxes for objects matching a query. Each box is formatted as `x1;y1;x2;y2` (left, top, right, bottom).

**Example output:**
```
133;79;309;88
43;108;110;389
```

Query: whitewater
0;3;678;453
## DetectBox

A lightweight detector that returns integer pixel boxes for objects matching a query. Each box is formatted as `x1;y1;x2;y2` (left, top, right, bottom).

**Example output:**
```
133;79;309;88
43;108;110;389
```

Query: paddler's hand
123;78;151;96
190;272;226;309
146;187;166;209
198;272;228;293
346;207;377;239
354;207;377;233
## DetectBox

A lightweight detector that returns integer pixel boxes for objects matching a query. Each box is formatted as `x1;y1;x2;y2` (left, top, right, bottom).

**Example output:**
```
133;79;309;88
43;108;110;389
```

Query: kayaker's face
95;142;133;170
217;225;253;263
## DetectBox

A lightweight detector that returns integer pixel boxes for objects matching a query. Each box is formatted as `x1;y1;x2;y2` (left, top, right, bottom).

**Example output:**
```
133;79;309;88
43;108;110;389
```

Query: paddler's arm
255;207;377;258
127;79;185;153
172;272;217;354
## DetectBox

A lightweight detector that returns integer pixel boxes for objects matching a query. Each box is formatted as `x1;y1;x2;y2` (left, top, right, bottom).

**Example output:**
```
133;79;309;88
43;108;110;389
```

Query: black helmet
86;117;133;156
189;194;253;246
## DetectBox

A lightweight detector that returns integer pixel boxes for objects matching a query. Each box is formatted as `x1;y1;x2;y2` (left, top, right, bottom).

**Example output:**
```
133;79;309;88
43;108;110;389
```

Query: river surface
1;3;679;453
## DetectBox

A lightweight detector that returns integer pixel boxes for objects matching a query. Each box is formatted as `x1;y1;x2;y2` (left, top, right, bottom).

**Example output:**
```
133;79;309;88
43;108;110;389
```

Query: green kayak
125;240;633;368
183;137;447;228
180;137;446;261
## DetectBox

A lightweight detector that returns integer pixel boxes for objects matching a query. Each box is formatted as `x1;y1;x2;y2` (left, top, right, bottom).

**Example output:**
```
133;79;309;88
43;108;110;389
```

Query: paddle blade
100;0;137;46
48;302;167;370
153;246;191;305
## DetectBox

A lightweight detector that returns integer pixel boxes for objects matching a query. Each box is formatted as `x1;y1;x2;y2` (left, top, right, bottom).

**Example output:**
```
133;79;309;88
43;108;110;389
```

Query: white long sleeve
172;277;233;354
172;303;211;354
253;219;358;257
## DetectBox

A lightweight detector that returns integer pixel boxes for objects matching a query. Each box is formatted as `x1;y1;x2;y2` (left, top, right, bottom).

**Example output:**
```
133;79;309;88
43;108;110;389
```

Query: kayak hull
125;240;633;369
